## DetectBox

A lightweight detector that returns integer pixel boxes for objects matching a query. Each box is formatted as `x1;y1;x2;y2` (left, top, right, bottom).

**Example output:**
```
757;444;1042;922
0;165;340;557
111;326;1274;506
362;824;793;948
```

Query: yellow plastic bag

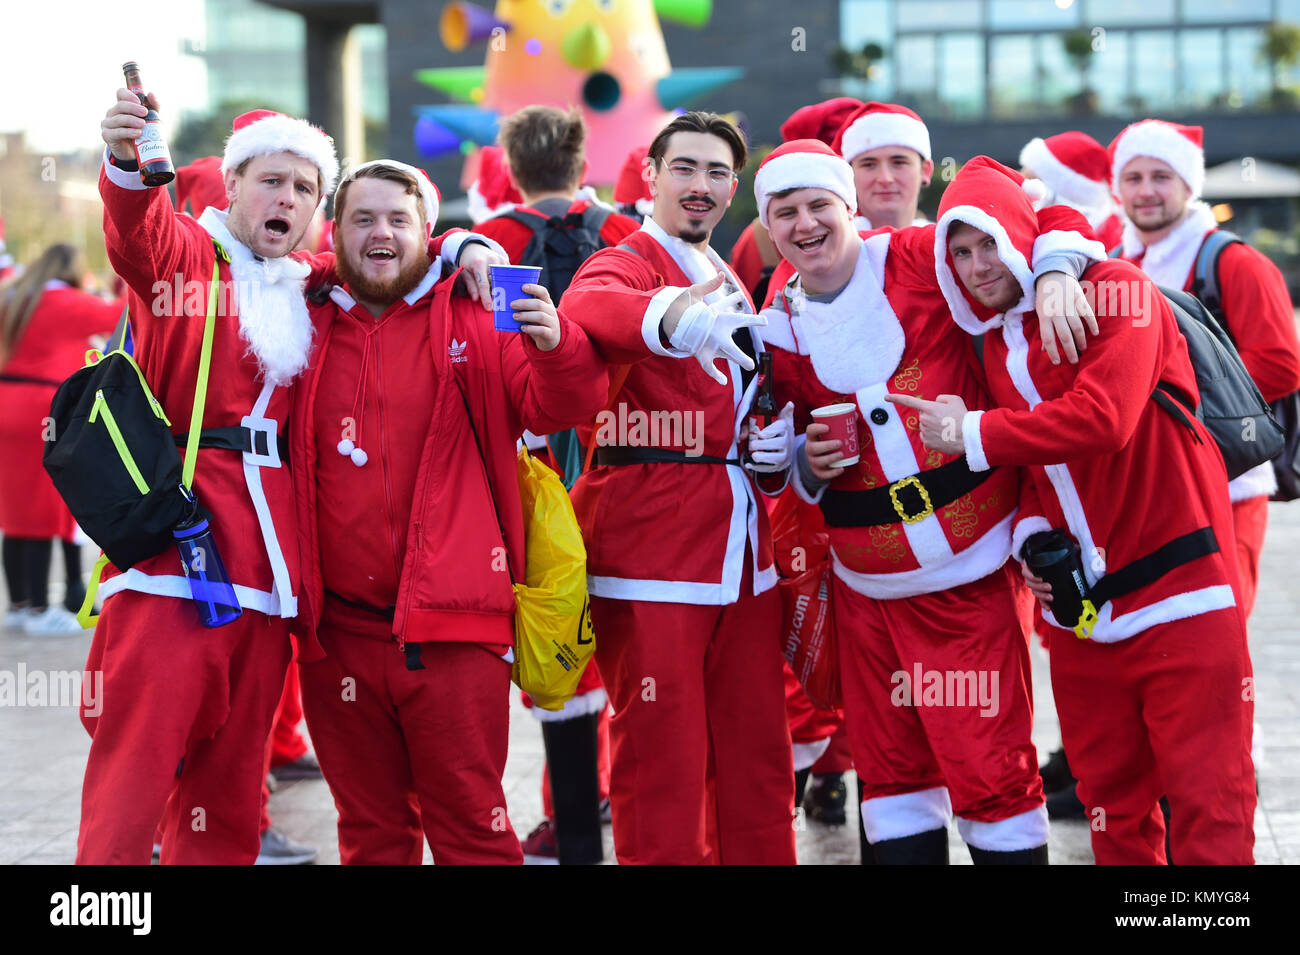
511;449;596;710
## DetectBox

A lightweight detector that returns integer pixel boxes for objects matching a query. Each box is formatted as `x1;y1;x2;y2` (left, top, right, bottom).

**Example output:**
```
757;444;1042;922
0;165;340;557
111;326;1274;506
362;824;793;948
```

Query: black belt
593;447;741;467
1090;527;1219;608
324;588;395;620
820;458;996;527
174;426;289;463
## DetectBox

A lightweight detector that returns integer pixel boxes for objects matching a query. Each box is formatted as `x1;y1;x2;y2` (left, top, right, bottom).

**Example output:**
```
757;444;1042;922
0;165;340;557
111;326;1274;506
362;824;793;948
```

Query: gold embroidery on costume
893;359;921;393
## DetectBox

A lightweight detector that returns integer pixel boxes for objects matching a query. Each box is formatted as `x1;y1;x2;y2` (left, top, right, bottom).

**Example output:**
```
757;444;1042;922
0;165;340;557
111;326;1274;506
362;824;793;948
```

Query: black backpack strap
1190;230;1242;326
1151;382;1203;444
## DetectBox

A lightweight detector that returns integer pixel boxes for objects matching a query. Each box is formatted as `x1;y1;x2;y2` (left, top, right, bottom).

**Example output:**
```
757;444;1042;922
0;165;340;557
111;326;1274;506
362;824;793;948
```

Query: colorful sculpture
415;0;742;183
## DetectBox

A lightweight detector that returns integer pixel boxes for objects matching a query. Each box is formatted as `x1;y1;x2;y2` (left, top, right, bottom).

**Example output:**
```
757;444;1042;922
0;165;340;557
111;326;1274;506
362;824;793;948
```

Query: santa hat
175;155;228;216
933;156;1047;333
221;108;339;198
832;101;931;163
343;159;441;236
613;145;653;216
466;145;523;223
1019;132;1114;212
1109;119;1205;198
779;97;863;147
753;139;857;228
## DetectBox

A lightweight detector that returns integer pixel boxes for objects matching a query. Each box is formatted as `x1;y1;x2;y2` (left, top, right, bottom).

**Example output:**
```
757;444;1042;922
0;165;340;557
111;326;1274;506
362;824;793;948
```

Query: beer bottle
121;61;175;187
745;351;777;464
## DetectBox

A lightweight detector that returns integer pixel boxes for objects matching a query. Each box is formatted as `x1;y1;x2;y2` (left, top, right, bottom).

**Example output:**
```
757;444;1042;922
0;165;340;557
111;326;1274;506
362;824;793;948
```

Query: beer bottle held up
745;351;777;464
121;61;174;187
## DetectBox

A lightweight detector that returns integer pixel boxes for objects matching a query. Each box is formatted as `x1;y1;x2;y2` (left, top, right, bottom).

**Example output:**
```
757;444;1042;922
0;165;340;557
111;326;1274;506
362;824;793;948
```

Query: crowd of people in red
2;82;1296;866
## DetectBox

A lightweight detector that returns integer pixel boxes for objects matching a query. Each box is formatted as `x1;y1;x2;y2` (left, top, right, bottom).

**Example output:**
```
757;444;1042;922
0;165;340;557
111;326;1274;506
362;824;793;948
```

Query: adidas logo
449;338;468;363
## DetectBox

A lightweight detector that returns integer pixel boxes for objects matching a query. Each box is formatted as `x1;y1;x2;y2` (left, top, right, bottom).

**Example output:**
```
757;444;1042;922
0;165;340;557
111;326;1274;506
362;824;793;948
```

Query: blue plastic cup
490;264;542;333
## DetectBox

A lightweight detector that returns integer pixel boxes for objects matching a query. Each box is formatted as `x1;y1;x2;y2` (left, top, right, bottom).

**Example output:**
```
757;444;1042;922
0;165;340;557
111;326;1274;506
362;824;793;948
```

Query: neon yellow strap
77;552;111;628
182;247;224;490
1074;600;1099;640
90;390;150;494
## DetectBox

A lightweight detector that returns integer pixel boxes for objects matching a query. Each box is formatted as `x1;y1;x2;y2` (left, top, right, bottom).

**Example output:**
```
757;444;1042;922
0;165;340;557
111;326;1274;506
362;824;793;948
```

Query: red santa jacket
936;167;1242;643
761;229;1023;599
473;198;640;263
1119;202;1300;500
0;284;123;539
561;217;778;604
291;266;607;652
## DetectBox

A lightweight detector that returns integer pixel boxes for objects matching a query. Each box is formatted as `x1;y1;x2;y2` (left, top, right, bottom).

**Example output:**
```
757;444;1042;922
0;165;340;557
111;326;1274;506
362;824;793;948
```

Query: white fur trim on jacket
962;410;989;472
861;786;952;843
793;738;833;773
1010;515;1053;564
1033;230;1108;269
1229;461;1277;502
755;151;857;227
102;148;149;191
840;113;932;163
529;688;608;724
1111;121;1205;199
1121;201;1218;289
1020;138;1113;211
934;206;1035;335
222;113;339;197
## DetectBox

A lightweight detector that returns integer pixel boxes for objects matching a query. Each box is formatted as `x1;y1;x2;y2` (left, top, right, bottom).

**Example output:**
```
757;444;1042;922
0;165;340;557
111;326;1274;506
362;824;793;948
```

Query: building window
939;33;984;118
1082;0;1174;25
898;0;980;30
990;34;1036;117
989;0;1079;30
1131;30;1177;112
1182;0;1271;24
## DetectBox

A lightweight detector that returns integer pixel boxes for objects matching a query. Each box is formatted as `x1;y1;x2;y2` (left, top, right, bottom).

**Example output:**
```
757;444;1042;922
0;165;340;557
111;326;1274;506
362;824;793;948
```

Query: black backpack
1189;230;1300;500
500;204;611;306
1150;286;1284;481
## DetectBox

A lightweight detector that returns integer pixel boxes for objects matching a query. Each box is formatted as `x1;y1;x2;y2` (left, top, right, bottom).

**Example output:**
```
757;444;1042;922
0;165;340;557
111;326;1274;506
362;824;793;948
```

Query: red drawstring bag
771;490;840;710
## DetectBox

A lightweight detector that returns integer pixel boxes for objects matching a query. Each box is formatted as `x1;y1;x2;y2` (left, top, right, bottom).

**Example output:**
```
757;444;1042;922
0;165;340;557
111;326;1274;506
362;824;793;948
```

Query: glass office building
840;0;1300;120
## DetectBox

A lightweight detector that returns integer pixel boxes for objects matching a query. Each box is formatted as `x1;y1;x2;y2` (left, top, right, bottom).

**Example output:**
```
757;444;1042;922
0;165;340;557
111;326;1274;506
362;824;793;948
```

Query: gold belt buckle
888;475;934;524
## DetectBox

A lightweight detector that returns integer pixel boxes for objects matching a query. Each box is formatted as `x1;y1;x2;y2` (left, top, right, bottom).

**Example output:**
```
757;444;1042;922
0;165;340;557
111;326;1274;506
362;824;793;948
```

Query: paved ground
2;502;1297;865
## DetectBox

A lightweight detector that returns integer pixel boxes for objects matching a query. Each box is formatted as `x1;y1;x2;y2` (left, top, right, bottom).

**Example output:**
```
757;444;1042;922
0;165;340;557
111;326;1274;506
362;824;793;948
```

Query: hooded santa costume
1019;131;1123;251
559;205;796;864
934;156;1256;864
1110;119;1300;618
81;109;481;865
755;141;1109;863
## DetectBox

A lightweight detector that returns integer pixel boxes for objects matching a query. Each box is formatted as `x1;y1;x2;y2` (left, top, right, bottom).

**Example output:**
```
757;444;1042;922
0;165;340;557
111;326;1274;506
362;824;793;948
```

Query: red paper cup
811;402;860;467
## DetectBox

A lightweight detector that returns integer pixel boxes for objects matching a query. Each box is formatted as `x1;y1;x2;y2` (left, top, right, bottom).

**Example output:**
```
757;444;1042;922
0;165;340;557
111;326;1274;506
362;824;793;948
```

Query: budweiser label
135;122;171;164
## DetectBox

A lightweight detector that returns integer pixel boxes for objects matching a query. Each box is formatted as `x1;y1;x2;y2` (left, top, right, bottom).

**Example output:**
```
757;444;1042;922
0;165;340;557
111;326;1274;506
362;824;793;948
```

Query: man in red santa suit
899;156;1256;864
755;140;1099;864
763;101;936;307
86;91;499;865
1019;131;1123;252
290;160;607;865
560;111;799;865
1111;120;1300;621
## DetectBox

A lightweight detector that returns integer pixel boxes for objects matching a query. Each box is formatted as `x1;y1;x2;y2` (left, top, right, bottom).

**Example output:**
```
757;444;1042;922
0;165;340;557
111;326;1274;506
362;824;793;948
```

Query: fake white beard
232;253;314;386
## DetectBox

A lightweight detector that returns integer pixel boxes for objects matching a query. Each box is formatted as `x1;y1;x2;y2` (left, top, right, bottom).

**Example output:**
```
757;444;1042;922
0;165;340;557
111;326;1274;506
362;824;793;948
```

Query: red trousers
834;562;1046;848
299;619;521;865
1231;496;1268;619
591;572;796;865
77;593;291;864
1048;607;1256;864
270;662;308;767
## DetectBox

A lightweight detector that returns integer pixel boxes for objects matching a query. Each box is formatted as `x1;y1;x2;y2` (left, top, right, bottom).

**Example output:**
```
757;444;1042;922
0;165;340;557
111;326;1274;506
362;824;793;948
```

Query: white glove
668;290;767;386
745;401;795;474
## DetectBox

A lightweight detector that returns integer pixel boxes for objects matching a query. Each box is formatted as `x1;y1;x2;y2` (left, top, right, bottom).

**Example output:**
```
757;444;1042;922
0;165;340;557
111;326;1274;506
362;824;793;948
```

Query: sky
0;0;207;155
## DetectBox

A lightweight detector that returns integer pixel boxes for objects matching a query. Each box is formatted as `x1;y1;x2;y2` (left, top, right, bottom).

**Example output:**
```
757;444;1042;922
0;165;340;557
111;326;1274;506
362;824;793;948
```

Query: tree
169;100;292;167
1062;30;1097;116
828;42;887;86
1259;22;1300;106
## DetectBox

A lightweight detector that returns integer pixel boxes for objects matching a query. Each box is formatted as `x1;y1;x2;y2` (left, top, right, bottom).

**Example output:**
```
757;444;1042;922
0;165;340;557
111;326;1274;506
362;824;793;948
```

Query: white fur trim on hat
933;205;1035;335
1111;121;1205;199
221;114;340;197
755;150;856;228
347;159;441;233
1019;137;1113;210
840;111;931;163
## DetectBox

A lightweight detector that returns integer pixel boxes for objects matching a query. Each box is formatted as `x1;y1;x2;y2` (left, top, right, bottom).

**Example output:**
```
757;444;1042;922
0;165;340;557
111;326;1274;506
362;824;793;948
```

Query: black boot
1046;782;1086;820
540;712;603;865
794;768;811;809
870;828;949;865
968;843;1049;865
804;773;847;825
857;774;875;865
1038;747;1075;794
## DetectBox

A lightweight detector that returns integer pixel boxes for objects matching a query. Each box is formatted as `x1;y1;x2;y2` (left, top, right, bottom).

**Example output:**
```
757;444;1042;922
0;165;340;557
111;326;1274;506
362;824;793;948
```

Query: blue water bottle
173;490;241;628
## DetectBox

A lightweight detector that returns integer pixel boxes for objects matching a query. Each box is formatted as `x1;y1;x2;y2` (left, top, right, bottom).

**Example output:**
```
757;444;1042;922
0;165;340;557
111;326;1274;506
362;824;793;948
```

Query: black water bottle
1022;529;1090;629
173;489;241;628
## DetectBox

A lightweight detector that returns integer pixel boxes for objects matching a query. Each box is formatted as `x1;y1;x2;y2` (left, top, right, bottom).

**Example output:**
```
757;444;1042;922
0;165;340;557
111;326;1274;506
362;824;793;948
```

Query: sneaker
255;827;318;865
804;773;848;826
270;752;322;782
520;819;559;865
4;607;34;630
599;797;612;825
23;605;84;635
1038;747;1075;794
1045;782;1086;820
